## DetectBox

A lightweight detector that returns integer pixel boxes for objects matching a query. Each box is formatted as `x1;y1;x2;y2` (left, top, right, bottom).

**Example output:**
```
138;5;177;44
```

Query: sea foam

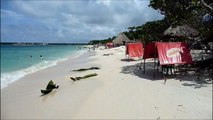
1;59;65;89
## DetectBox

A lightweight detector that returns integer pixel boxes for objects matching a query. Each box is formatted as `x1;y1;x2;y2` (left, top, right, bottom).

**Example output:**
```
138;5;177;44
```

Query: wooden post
153;58;156;79
143;59;146;74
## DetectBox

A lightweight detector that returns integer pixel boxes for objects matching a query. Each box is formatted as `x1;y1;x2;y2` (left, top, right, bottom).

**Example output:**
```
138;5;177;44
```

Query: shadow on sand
121;62;164;81
121;62;212;88
178;73;212;89
41;90;57;102
120;58;139;62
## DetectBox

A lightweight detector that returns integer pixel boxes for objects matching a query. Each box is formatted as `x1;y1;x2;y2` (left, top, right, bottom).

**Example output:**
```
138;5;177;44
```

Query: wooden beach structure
112;32;131;47
164;25;199;37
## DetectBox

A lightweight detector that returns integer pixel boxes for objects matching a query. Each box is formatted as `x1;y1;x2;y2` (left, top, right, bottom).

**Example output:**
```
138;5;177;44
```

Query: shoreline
1;49;97;119
1;49;88;89
1;46;212;119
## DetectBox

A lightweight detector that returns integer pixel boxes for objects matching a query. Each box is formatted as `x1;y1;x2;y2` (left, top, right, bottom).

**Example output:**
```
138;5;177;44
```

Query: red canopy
143;42;192;65
126;43;143;58
141;42;192;79
156;42;192;65
106;42;113;48
143;42;158;59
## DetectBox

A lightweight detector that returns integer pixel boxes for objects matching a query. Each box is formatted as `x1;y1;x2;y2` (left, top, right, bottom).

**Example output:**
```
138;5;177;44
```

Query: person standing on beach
88;47;91;52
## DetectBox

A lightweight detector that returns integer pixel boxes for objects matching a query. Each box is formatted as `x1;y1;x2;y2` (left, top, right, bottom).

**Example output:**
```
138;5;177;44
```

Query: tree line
88;0;212;45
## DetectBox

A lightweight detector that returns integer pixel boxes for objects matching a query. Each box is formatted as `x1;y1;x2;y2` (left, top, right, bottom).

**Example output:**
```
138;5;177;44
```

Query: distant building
112;32;131;46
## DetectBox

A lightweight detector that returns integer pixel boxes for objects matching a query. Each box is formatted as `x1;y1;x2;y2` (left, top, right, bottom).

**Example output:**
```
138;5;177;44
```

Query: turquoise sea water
1;45;86;89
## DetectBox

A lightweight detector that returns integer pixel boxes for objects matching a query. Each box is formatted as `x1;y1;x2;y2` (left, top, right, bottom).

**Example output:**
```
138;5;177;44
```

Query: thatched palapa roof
112;32;130;45
164;25;199;37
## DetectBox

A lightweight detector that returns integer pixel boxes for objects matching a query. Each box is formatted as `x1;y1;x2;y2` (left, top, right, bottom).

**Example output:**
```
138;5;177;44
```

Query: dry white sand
1;46;212;119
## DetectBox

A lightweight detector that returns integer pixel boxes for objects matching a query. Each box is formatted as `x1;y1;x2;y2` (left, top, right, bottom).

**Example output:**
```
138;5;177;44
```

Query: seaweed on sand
103;53;113;56
41;89;53;95
73;67;100;72
41;80;59;95
70;73;98;81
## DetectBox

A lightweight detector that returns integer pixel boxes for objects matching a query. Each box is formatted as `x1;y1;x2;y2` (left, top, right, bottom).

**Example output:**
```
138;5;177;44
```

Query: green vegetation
88;36;116;45
123;19;170;43
88;0;212;45
149;0;213;39
88;19;170;44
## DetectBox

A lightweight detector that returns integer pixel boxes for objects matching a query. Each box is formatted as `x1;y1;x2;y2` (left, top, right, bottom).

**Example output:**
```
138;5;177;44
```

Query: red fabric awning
156;42;192;65
106;42;113;48
143;42;158;59
126;43;143;58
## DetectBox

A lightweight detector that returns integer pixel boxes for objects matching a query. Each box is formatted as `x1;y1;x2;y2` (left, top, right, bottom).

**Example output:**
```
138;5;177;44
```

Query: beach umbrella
164;25;199;37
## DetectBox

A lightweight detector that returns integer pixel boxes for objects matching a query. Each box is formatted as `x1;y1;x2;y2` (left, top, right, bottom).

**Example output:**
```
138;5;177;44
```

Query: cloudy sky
1;0;163;43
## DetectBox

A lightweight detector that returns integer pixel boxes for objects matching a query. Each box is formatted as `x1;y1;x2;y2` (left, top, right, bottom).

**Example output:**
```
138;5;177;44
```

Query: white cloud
96;0;112;6
1;0;164;43
12;1;63;18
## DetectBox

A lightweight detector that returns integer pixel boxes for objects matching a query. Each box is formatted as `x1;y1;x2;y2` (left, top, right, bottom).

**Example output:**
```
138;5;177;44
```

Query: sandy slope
1;46;212;119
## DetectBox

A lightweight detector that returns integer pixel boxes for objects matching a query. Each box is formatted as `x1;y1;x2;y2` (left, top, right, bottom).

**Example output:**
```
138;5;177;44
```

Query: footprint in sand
177;104;186;112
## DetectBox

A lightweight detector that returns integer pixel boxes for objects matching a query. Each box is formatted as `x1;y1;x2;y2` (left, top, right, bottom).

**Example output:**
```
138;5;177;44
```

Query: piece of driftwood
73;67;100;72
41;80;59;95
41;89;53;95
70;73;98;81
103;53;113;56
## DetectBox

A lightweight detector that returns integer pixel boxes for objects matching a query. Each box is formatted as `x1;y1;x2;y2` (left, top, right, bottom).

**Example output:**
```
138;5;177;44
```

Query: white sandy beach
1;46;212;119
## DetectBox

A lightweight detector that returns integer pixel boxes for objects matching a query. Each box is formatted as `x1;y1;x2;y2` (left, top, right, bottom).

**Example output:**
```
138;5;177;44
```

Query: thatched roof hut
164;25;199;37
112;32;131;45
